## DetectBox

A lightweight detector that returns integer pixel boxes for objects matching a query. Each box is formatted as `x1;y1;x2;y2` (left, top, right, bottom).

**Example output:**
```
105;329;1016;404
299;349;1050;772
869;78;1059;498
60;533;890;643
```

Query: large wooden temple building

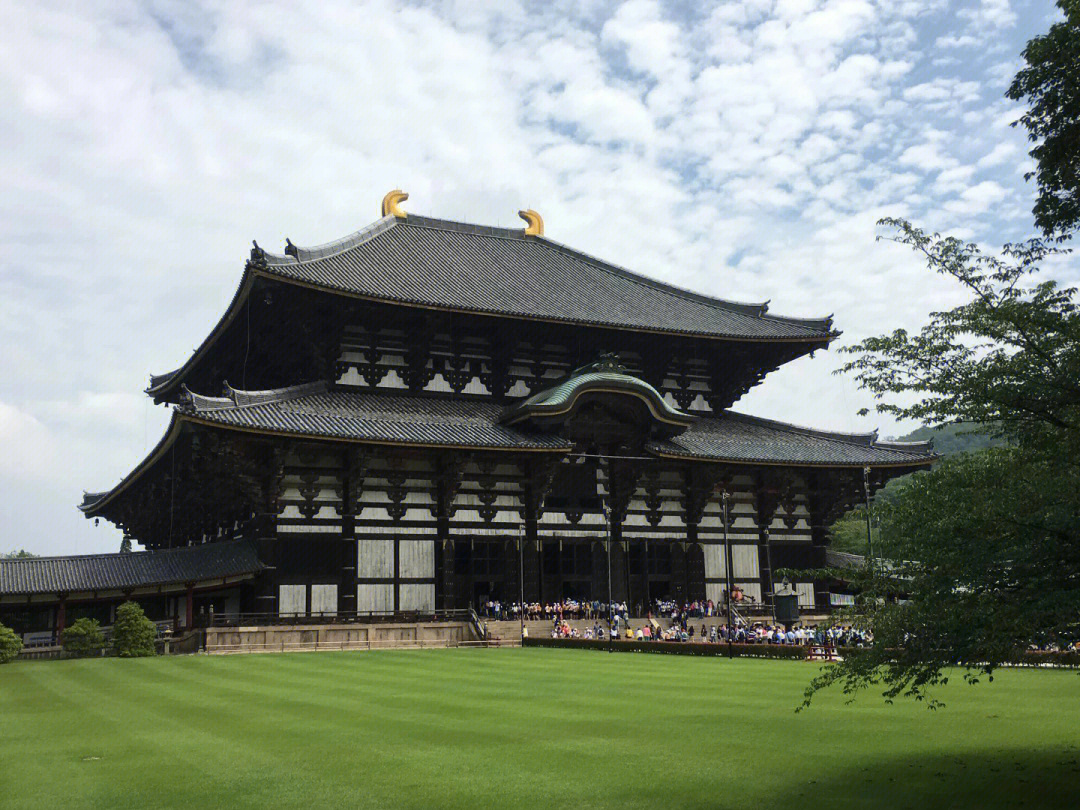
1;191;935;639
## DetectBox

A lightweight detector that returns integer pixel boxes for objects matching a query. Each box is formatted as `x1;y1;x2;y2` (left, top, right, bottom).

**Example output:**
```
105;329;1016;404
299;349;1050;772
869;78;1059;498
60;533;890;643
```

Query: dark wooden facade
75;204;935;619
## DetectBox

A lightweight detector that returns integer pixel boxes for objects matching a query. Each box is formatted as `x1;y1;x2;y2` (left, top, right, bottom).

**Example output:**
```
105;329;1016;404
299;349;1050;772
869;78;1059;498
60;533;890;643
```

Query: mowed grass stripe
2;649;1078;810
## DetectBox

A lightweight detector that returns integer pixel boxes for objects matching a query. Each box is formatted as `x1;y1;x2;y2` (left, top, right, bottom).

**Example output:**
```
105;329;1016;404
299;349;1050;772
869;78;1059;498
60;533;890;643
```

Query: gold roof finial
519;209;543;236
381;189;408;218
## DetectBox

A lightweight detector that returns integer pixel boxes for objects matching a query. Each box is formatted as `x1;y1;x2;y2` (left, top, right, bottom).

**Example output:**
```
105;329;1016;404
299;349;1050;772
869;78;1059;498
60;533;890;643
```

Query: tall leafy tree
805;219;1080;706
1008;0;1080;240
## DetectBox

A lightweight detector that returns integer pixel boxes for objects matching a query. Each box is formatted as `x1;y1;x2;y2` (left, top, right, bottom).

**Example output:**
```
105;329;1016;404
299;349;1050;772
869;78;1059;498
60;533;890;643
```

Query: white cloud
977;141;1018;167
0;402;58;480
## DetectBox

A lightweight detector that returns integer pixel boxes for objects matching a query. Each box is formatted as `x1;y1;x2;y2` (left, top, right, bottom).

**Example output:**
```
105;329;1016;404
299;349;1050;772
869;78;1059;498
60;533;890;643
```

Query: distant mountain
890;422;1005;456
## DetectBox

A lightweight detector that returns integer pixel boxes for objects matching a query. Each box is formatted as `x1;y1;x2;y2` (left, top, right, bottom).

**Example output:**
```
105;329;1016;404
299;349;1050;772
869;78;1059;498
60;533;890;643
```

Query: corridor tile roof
0;540;262;596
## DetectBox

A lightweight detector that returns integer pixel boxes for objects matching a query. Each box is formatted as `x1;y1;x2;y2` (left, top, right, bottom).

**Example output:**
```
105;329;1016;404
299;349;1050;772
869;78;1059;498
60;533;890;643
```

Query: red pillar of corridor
55;594;67;641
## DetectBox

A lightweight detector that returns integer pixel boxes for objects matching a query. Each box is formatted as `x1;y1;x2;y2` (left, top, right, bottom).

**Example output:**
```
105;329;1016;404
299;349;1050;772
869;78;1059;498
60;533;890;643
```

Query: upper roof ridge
181;380;327;413
254;211;834;328
260;216;399;265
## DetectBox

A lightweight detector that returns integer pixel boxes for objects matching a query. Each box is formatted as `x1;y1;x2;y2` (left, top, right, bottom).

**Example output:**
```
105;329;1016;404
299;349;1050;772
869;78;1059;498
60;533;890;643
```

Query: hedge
522;637;833;659
522;638;1080;668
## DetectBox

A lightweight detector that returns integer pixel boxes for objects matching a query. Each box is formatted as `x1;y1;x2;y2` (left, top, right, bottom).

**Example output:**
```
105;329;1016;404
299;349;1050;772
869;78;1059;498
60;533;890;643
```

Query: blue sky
0;0;1070;554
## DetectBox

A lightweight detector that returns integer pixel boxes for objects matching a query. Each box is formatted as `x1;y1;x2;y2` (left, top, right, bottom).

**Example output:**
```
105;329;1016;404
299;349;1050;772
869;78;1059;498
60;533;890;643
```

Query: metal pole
519;521;525;643
863;466;875;570
723;490;734;659
763;528;775;624
601;458;613;653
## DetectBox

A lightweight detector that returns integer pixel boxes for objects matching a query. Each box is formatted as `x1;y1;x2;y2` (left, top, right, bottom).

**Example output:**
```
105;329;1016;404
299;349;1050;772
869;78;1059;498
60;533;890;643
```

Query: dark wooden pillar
671;541;687;604
523;517;540;603
685;540;706;601
435;453;467;610
340;449;364;615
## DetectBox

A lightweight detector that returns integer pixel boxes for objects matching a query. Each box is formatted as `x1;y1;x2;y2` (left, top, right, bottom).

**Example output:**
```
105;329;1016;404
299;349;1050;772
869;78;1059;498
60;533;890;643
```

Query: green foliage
841;220;1078;452
807;449;1080;708
61;618;105;656
820;220;1080;705
895;422;1005;456
828;507;879;556
1007;1;1080;240
828;426;1005;555
2;549;38;559
119;536;132;554
111;602;157;658
0;621;22;664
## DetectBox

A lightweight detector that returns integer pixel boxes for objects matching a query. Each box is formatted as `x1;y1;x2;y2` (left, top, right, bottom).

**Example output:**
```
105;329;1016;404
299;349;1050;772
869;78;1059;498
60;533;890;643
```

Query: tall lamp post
600;457;614;653
518;520;525;643
862;466;875;571
722;489;734;659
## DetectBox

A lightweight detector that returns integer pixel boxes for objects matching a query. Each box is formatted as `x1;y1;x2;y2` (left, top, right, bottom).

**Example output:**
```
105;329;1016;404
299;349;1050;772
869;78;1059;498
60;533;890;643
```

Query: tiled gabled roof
648;411;936;466
181;381;573;451
254;214;836;341
181;383;931;467
0;540;262;596
84;385;934;519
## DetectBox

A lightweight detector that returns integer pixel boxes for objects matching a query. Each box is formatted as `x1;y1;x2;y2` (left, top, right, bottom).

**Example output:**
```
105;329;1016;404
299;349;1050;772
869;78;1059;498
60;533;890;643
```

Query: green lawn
1;648;1078;809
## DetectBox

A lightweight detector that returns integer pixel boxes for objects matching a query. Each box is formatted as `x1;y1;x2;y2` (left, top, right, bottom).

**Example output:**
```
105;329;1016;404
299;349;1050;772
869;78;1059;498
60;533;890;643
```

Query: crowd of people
479;600;629;622
546;617;875;647
480;596;759;624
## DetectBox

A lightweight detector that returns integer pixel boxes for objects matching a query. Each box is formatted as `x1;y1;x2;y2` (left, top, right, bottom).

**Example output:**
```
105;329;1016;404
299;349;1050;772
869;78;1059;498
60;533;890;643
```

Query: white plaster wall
357;583;394;613
399;540;434;579
703;545;726;579
399;584;435;612
732;545;760;579
279;585;306;616
311;584;338;616
358;540;394;578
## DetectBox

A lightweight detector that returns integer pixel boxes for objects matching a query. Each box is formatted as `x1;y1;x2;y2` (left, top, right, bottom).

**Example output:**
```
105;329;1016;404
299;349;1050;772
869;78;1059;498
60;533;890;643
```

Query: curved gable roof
148;212;837;400
256;214;836;340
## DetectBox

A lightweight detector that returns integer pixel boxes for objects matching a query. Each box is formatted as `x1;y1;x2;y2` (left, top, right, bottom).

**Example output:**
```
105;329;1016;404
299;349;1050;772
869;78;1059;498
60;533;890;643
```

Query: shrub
522;637;816;659
111;602;158;658
61;618;105;656
0;621;22;663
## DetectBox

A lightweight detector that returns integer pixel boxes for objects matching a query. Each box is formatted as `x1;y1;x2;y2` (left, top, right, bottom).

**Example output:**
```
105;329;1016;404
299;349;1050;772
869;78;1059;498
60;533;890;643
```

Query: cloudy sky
1;0;1070;555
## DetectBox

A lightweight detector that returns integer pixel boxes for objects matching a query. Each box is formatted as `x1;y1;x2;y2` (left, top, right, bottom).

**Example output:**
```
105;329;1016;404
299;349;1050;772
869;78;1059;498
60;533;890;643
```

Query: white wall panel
703;545;726;579
732;545;760;579
279;585;306;616
357;540;394;578
357;583;394;613
311;584;338;616
399;540;434;579
399;584;435;613
796;583;815;607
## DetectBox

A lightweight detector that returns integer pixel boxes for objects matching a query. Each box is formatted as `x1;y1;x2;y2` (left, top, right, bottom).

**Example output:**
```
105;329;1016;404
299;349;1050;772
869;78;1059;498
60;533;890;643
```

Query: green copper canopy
501;354;695;429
